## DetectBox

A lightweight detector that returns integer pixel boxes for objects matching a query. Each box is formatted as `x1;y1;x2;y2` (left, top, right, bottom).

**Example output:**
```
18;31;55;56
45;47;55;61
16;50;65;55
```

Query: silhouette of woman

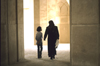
44;20;59;60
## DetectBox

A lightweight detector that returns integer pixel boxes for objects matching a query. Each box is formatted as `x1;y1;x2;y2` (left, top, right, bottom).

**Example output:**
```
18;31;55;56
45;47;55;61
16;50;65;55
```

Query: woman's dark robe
44;26;59;57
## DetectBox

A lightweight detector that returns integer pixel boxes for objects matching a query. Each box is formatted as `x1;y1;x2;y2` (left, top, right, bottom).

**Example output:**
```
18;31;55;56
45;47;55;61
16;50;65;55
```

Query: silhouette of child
35;26;43;58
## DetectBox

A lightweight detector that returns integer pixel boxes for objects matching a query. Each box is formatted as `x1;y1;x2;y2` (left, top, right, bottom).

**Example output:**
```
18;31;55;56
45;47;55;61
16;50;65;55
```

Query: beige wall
40;0;47;45
39;0;70;44
34;0;40;45
35;0;70;45
58;0;70;43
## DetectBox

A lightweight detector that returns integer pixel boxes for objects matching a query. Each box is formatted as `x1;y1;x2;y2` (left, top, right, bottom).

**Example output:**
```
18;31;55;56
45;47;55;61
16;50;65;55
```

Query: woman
44;20;59;60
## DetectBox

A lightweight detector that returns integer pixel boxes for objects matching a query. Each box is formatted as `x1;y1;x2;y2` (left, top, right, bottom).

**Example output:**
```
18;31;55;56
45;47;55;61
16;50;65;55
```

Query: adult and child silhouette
36;20;59;60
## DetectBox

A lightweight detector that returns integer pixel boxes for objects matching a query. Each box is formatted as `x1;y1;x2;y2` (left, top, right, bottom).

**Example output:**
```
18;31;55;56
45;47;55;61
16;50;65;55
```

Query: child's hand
37;40;41;44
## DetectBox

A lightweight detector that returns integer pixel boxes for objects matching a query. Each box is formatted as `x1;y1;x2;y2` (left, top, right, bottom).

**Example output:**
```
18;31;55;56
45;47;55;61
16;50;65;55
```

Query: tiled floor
9;44;70;66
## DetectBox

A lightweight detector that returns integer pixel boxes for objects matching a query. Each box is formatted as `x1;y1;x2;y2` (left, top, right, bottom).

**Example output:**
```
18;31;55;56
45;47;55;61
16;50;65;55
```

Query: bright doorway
23;0;70;62
23;0;34;50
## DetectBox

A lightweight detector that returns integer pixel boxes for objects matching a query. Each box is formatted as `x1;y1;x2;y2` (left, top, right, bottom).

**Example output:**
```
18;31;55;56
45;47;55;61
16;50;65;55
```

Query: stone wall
17;0;24;61
34;0;40;45
1;0;8;65
8;0;17;64
57;0;70;43
40;0;47;45
47;0;70;43
70;0;99;66
1;0;24;65
99;1;100;66
1;0;100;66
39;0;70;44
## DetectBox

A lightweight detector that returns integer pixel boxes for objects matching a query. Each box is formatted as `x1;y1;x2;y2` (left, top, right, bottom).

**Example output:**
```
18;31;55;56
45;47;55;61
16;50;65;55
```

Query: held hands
37;40;41;44
55;47;58;48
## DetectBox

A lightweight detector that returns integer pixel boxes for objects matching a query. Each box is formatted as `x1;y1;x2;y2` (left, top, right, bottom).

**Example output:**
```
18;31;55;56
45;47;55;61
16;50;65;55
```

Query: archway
23;0;70;63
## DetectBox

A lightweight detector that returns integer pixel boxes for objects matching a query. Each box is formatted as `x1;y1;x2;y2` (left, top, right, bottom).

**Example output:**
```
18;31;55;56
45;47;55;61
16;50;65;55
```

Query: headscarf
49;20;55;27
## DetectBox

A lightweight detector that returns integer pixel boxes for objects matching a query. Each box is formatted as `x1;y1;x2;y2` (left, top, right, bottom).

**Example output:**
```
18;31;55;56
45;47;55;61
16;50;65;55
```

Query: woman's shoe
50;57;53;60
53;56;55;59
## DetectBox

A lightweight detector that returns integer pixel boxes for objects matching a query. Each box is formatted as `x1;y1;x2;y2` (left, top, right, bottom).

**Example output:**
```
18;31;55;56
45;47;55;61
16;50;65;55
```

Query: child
35;26;43;58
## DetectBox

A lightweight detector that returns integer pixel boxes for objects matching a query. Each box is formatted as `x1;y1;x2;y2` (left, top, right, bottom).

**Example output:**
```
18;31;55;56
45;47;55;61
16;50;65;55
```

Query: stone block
18;24;24;60
34;0;40;25
40;10;47;17
34;17;40;24
17;0;23;24
98;25;100;66
8;24;17;64
40;0;47;11
60;16;69;23
71;0;99;25
57;1;64;7
99;25;100;66
8;0;16;24
40;17;47;24
1;25;8;66
60;4;68;16
59;24;70;43
34;0;40;18
1;0;7;25
71;25;98;66
47;0;56;5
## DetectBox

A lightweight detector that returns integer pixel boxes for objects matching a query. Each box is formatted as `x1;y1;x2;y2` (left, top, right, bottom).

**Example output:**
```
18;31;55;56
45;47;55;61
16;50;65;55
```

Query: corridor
8;44;70;66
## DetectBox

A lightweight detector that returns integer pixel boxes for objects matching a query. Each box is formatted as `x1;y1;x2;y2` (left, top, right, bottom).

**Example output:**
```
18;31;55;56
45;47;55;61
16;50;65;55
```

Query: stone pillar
8;0;17;64
1;0;8;66
99;24;100;66
99;1;100;66
70;0;99;66
40;0;47;45
17;0;24;61
1;0;24;65
34;0;40;45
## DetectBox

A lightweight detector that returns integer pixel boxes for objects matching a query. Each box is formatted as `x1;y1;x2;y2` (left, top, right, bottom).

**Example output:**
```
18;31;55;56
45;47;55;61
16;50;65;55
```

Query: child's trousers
37;44;43;58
